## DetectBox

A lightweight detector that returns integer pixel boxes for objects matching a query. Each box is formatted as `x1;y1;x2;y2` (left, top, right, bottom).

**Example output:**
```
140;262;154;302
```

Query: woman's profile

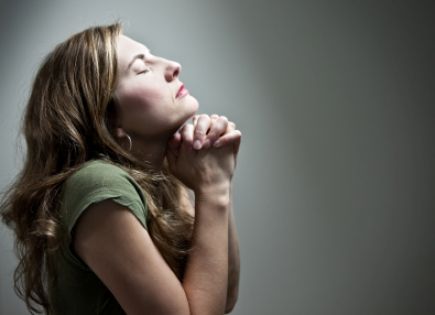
0;22;241;315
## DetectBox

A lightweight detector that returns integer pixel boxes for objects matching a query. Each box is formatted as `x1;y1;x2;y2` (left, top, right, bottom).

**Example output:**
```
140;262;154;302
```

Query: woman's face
112;34;199;139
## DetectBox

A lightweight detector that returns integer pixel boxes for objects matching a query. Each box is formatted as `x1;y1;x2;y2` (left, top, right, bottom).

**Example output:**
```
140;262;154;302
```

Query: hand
166;114;242;193
192;114;241;157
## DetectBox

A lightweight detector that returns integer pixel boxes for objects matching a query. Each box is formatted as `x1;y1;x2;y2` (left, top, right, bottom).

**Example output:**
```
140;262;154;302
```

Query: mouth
176;84;189;98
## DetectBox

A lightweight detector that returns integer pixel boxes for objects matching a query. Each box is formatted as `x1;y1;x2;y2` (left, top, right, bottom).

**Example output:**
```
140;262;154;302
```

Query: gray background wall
1;0;434;314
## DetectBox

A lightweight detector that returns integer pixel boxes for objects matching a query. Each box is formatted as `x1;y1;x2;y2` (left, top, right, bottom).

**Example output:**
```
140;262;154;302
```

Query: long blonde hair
0;22;194;315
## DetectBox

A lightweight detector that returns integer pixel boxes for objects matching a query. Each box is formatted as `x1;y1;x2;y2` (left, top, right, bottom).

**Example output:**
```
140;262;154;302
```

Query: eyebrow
127;48;151;71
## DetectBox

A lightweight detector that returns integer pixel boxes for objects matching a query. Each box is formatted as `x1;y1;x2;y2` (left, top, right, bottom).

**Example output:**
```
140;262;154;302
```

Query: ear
114;127;127;139
108;97;126;139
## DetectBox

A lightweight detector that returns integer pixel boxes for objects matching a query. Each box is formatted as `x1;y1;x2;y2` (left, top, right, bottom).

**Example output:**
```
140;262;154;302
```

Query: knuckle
220;118;229;125
194;129;204;137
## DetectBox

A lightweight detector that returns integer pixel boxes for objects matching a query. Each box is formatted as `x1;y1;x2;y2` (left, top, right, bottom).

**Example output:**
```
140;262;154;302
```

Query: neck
128;134;171;172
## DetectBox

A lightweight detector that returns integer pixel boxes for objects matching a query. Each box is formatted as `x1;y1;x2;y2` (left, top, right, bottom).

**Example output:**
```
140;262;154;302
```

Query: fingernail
193;140;202;150
214;140;222;148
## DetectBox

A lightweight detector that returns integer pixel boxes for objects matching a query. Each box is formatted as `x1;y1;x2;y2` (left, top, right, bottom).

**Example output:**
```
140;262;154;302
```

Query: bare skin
72;33;242;314
179;115;241;313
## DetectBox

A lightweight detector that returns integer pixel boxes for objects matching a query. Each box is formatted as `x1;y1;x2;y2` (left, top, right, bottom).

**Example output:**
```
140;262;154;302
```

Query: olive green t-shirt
48;159;148;314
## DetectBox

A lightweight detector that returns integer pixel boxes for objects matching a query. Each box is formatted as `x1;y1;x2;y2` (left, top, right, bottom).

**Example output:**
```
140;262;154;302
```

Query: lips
176;84;186;98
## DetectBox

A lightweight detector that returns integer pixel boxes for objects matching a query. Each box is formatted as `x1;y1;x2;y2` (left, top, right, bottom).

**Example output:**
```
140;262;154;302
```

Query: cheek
121;84;165;111
116;82;174;134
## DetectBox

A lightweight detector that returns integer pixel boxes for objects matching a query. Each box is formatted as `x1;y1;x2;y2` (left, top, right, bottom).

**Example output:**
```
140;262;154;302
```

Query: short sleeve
59;160;148;270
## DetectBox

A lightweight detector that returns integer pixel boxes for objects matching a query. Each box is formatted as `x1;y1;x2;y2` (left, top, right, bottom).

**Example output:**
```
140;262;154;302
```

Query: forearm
182;184;230;315
225;194;240;313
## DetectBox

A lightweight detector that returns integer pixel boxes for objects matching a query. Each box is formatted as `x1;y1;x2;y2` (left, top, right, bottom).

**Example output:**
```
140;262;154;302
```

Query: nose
165;60;181;81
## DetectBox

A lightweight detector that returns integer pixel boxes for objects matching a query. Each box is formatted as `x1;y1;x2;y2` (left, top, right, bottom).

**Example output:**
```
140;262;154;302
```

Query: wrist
194;182;231;206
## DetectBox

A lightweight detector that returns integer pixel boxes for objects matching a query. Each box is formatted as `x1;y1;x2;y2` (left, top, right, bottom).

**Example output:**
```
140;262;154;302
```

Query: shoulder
63;159;140;195
61;159;147;221
65;159;128;185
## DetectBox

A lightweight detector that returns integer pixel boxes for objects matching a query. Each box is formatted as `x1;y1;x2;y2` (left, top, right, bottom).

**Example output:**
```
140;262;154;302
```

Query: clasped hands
169;114;241;155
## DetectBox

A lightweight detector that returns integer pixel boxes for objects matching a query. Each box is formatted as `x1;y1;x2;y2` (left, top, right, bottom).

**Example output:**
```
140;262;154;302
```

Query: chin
184;96;200;116
172;95;200;126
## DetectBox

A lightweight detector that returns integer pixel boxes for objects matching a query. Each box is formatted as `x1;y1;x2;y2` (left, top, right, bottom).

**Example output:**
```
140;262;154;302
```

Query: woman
0;22;241;315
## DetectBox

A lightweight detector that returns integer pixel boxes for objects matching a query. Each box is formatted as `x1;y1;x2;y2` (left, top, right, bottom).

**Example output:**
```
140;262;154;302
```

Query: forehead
117;35;149;69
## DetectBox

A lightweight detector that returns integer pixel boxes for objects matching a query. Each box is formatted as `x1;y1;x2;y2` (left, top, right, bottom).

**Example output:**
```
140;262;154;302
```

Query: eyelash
138;69;150;74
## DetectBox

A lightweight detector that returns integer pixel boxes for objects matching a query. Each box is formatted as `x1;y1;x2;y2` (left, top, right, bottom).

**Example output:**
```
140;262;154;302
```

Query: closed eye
137;69;149;74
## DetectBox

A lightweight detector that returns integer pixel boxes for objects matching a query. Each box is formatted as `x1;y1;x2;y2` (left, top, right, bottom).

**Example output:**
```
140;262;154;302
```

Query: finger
193;114;211;150
225;121;236;132
210;121;236;145
203;116;229;149
167;132;182;168
192;114;200;126
181;123;195;147
221;120;236;134
168;131;182;150
220;122;241;155
232;132;241;156
213;130;242;148
193;113;219;128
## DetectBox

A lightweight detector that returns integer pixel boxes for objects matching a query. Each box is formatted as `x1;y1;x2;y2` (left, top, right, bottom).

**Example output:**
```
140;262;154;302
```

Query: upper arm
72;198;191;315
